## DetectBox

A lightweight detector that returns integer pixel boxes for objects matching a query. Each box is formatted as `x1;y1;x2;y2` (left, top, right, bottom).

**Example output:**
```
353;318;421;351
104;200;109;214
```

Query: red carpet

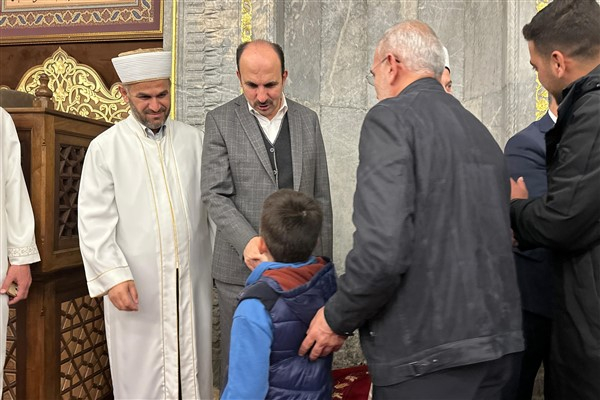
332;365;371;400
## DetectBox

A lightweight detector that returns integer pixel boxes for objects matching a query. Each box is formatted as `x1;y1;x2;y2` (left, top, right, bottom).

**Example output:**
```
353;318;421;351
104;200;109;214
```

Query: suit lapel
234;96;276;185
287;101;304;191
538;113;555;134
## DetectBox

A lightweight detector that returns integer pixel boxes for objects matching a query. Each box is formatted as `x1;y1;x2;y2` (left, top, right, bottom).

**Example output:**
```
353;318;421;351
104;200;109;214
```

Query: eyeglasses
366;56;400;86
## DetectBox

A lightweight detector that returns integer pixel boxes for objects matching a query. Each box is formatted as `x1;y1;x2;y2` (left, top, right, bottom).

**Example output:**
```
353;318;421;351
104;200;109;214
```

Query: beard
131;105;169;131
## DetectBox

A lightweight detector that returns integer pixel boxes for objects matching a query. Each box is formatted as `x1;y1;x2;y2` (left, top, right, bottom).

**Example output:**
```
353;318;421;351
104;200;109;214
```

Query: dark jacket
511;64;600;399
325;78;523;386
504;113;555;318
241;258;337;399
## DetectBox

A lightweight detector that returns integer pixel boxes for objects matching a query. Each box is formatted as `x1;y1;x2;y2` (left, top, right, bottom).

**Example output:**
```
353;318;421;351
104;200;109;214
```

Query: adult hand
243;236;267;270
0;264;32;305
108;280;139;311
510;177;529;200
299;307;346;361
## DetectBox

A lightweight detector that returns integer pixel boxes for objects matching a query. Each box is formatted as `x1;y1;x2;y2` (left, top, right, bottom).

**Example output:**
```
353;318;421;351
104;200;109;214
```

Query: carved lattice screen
56;142;112;399
60;296;111;399
57;144;86;241
2;309;17;400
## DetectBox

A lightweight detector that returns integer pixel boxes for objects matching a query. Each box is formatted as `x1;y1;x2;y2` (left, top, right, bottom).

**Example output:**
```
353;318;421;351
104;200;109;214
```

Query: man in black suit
504;95;557;400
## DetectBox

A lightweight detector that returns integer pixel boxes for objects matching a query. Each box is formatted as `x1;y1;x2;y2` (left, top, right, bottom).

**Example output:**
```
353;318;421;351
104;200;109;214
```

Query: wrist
324;306;353;337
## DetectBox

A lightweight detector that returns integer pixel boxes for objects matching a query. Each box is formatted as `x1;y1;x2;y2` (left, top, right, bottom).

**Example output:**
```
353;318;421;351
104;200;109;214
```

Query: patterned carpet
332;365;371;400
213;365;372;399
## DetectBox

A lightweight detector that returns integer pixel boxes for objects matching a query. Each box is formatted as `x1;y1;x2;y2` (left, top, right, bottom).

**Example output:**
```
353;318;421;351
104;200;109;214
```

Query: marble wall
164;0;545;371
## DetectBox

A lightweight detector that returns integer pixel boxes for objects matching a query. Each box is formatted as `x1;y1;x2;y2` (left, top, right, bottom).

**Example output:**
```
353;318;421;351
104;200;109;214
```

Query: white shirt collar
247;94;288;144
130;114;167;140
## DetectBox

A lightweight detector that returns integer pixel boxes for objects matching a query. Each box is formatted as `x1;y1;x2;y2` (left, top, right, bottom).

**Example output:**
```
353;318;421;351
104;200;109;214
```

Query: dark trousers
503;310;552;400
373;353;517;400
215;279;245;392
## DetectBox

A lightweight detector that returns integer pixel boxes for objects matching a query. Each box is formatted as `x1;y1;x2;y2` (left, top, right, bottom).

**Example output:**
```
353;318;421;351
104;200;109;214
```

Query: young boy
222;189;337;399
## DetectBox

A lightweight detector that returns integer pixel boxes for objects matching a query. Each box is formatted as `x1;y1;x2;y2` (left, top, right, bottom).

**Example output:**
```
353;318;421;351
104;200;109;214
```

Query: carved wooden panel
60;296;111;399
57;144;86;244
1;308;17;400
13;48;129;124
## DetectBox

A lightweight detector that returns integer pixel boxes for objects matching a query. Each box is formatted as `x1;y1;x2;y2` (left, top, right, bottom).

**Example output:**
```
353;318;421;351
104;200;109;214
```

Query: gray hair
377;20;445;79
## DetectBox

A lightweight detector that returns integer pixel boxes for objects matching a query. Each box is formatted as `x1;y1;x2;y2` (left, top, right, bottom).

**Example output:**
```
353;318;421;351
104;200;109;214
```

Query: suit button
270;147;275;153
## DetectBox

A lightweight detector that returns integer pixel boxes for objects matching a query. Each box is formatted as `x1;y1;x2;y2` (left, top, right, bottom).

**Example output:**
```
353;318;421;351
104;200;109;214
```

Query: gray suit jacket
201;95;333;285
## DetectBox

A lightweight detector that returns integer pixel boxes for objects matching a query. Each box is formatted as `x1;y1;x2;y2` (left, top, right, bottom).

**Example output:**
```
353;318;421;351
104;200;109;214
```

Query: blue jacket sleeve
221;299;274;400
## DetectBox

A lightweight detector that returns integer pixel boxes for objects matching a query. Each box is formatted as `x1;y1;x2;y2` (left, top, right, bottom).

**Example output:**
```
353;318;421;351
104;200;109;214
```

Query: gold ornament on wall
14;47;129;124
535;0;551;120
241;0;253;43
536;0;551;12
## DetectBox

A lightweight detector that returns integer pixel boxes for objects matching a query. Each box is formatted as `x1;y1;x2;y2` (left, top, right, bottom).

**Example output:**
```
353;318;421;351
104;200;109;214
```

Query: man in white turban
441;46;453;94
1;107;40;393
78;48;213;399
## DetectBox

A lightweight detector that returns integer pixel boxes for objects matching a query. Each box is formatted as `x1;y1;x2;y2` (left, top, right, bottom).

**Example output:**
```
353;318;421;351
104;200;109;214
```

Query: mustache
144;107;167;114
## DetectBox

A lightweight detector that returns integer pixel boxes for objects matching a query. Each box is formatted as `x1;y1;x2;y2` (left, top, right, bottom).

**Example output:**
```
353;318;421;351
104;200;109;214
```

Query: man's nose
148;98;161;111
256;87;268;103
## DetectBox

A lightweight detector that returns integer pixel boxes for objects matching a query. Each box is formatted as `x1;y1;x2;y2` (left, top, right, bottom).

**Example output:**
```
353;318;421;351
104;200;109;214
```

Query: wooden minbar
4;94;113;399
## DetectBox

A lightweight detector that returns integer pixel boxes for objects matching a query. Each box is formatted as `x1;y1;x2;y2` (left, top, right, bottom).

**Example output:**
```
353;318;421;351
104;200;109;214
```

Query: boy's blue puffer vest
239;259;337;400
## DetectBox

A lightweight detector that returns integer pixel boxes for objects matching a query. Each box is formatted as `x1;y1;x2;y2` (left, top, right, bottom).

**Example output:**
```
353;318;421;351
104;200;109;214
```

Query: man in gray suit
201;39;333;389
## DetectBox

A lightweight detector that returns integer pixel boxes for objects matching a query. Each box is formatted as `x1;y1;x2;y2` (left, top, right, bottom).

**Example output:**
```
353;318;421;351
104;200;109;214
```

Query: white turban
112;49;172;84
442;46;450;71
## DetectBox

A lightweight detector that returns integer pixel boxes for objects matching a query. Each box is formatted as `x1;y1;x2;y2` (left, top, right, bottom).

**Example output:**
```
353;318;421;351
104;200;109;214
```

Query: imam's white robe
0;107;40;392
78;115;213;399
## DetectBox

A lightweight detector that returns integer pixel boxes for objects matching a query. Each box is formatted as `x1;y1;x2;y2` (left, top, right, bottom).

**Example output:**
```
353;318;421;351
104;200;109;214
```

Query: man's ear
550;50;567;79
282;70;288;86
118;85;129;102
387;54;402;84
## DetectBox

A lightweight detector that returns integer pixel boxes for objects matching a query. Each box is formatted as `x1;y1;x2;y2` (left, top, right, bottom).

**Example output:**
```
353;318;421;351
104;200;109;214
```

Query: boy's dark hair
260;189;322;263
522;0;600;59
236;40;286;75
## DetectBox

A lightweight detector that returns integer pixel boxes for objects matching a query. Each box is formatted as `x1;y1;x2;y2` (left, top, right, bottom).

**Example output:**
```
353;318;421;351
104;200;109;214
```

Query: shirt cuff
8;243;40;266
86;266;134;297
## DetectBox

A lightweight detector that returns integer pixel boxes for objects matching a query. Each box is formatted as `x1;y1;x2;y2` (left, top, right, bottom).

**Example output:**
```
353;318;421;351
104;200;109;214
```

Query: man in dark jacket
503;95;557;400
510;1;600;398
300;20;523;399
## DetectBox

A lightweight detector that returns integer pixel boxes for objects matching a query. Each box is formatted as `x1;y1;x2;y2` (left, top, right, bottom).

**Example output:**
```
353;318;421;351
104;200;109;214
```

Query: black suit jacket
504;113;554;318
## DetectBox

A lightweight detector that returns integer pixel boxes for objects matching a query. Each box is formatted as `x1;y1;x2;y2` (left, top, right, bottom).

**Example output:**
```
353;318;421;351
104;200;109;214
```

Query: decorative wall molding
506;0;521;138
0;0;162;45
12;48;129;124
535;0;551;119
241;0;253;43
